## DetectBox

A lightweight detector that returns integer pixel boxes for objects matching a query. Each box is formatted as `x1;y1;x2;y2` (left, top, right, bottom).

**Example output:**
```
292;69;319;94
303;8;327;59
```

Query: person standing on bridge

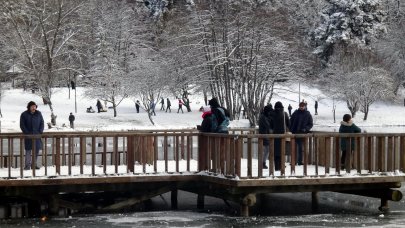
208;98;230;134
198;106;213;132
20;101;44;170
290;101;313;166
272;101;289;171
259;104;273;169
339;114;361;170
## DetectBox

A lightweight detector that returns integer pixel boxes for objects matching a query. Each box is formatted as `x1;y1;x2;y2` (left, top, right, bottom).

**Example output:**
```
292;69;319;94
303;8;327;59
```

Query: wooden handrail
0;130;404;179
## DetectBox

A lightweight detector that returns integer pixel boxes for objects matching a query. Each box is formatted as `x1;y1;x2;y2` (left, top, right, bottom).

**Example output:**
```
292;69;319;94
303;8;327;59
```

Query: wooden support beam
337;188;403;202
100;185;173;211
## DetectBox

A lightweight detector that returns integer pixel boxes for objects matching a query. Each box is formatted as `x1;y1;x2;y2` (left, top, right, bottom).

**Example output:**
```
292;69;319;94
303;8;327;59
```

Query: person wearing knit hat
208;98;229;133
290;101;313;165
259;104;274;169
20;101;44;170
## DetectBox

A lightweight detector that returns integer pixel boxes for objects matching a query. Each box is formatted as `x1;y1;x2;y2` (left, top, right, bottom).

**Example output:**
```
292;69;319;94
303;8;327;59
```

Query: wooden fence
199;132;405;178
1;130;405;179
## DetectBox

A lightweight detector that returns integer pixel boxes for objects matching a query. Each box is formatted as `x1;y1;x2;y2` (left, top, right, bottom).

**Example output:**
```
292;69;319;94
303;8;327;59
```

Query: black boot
263;162;268;169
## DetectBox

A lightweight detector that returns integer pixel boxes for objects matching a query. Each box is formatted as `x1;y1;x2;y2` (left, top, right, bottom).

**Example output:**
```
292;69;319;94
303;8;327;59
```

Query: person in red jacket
177;98;184;113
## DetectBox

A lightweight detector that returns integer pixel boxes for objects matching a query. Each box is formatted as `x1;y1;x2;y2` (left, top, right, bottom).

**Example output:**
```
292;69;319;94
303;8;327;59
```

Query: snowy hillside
1;83;405;133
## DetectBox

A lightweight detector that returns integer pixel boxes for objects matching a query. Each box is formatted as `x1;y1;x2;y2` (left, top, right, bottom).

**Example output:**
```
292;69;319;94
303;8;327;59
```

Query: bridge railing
1;130;405;179
0;130;199;178
198;132;405;178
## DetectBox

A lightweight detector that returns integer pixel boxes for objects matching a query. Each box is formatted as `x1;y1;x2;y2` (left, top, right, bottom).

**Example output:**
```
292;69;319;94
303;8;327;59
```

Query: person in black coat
198;106;213;132
68;112;75;129
259;105;273;169
96;99;102;113
20;101;44;170
315;101;318;115
290;102;313;165
166;98;171;113
288;104;292;117
135;100;140;113
272;101;289;171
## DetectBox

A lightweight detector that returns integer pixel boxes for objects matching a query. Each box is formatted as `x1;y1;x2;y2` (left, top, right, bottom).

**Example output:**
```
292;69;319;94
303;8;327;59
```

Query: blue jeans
25;149;40;168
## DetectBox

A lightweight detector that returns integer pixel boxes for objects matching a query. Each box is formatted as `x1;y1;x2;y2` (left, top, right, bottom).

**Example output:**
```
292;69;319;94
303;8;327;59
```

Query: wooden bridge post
171;190;178;210
55;137;61;175
197;194;204;210
197;134;206;171
240;194;256;217
379;198;389;212
312;191;319;212
127;136;134;173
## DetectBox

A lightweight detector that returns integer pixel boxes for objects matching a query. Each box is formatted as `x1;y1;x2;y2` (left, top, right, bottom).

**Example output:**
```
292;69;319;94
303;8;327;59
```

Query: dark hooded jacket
208;98;229;133
200;110;213;133
272;102;289;157
272;102;289;134
290;109;313;134
259;105;273;146
20;104;44;151
339;120;361;150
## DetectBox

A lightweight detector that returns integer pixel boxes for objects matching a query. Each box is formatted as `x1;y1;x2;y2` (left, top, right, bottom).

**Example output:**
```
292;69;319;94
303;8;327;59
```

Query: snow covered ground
1;82;404;179
1;82;405;133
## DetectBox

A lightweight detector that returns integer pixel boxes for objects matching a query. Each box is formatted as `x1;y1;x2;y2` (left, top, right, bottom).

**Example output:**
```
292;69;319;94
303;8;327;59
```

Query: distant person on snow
166;98;171;113
160;97;165;110
177;98;184;113
150;100;156;116
315;101;318;115
135;100;141;113
288;104;292;117
96;99;103;113
68;112;75;129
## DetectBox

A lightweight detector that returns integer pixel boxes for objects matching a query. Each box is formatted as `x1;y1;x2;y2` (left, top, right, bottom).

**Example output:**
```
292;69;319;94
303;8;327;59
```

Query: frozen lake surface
2;187;405;227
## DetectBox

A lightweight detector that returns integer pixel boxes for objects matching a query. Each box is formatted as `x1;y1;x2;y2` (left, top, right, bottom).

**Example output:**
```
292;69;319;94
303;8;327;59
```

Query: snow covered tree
129;53;168;125
0;0;84;125
85;0;151;117
354;67;394;120
375;1;405;94
324;45;393;120
312;0;387;65
163;1;310;126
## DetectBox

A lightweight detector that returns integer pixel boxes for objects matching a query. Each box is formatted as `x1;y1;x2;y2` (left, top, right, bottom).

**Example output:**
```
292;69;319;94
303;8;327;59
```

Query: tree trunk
148;112;155;125
363;104;369;120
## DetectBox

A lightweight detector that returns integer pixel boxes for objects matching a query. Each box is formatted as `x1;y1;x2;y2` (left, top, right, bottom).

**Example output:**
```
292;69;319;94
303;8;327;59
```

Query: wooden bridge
0;129;404;217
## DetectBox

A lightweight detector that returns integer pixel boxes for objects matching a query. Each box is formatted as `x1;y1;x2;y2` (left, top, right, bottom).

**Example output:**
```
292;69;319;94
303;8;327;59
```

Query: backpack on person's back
211;107;230;133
